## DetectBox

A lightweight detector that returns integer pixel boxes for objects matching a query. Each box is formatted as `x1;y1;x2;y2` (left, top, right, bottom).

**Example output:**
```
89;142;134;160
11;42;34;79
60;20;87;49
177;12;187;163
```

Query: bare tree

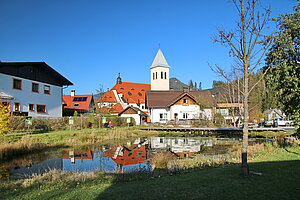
211;0;273;176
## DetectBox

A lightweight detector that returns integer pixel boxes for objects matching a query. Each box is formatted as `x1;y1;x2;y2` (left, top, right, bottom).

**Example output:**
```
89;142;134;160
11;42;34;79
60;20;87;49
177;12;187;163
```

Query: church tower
150;49;170;91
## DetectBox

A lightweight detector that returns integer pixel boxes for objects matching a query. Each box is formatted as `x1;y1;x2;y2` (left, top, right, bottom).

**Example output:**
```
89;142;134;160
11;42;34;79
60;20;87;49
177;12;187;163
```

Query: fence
9;115;135;132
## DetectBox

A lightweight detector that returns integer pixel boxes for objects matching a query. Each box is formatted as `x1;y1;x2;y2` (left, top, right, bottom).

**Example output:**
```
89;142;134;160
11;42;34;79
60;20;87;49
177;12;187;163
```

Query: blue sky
0;0;296;94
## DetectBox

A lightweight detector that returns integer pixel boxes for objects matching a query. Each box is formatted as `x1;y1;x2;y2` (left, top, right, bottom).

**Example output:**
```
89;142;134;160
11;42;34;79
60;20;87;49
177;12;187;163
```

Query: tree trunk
241;0;249;176
242;69;249;176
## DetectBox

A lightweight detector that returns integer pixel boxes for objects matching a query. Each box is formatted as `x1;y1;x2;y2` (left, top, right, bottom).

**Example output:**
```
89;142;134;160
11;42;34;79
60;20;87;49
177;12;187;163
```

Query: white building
0;62;73;117
146;49;213;123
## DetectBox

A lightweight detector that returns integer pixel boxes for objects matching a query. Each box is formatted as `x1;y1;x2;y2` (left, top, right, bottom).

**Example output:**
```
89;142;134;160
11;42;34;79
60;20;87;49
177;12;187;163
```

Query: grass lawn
1;145;299;200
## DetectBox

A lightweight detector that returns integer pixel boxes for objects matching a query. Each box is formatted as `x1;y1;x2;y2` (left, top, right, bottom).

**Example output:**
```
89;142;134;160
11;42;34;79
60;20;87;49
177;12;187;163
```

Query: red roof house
63;90;94;115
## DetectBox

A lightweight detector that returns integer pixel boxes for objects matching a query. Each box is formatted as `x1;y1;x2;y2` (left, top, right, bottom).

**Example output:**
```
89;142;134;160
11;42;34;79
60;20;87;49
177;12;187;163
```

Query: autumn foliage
0;102;11;134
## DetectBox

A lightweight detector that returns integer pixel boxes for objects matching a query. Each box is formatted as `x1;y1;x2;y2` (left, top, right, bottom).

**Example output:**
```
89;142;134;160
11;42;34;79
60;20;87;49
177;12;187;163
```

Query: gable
173;95;197;106
122;107;138;114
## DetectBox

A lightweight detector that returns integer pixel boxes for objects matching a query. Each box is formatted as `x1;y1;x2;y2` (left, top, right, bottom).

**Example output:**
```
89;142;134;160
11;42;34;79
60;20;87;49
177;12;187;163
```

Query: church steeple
150;48;170;91
150;49;170;69
116;73;122;84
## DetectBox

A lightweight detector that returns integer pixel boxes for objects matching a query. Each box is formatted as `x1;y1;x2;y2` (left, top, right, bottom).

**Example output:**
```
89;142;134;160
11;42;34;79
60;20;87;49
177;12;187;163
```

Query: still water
0;136;245;179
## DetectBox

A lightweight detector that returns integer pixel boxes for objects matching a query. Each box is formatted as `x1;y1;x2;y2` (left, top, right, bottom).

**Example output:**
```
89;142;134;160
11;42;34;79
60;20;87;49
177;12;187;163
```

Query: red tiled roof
62;94;93;112
99;90;117;103
109;103;124;114
98;82;150;104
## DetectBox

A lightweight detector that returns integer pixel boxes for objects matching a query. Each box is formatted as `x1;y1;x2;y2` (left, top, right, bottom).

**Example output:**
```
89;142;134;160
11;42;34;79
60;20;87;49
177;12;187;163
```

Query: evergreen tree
265;2;300;128
199;82;202;90
188;80;194;90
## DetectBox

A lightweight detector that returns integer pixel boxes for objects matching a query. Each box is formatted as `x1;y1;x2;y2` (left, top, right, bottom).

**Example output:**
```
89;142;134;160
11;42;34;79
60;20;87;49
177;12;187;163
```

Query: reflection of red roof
62;151;93;159
109;103;124;114
104;144;148;166
99;82;150;104
63;95;93;113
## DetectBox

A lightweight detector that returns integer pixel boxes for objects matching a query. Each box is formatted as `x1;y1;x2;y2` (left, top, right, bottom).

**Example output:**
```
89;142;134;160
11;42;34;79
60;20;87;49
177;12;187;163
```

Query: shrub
0;103;11;134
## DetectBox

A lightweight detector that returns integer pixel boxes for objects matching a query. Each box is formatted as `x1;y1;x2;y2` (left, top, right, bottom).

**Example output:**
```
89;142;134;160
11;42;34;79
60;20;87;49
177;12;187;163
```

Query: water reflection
0;136;238;179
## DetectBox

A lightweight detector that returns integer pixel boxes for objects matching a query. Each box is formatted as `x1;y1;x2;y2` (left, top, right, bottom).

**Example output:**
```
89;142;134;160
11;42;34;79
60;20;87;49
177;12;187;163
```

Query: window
32;83;39;93
13;79;22;90
153;72;155;80
160;138;164;143
183;138;189;144
73;97;87;102
183;113;188;119
37;105;46;113
14;102;20;112
183;99;188;104
174;139;178;144
29;104;34;111
141;105;144;109
74;103;79;107
155;72;157;79
216;109;229;116
44;85;50;94
161;72;163;79
159;113;167;121
164;72;167;79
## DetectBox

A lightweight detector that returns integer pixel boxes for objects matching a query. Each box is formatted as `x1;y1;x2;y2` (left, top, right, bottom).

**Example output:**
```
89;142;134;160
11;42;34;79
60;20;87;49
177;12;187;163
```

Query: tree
211;0;273;176
198;82;202;90
0;102;11;134
188;80;194;90
265;2;300;132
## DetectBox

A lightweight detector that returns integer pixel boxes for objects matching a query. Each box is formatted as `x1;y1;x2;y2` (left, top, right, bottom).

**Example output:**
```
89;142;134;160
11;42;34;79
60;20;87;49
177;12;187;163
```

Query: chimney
71;90;75;97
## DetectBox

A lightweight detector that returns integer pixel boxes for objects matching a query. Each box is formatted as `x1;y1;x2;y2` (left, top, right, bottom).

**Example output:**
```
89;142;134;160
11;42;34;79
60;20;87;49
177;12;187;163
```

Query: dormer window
128;92;132;96
183;99;188;104
138;92;142;96
131;88;135;90
74;103;79;107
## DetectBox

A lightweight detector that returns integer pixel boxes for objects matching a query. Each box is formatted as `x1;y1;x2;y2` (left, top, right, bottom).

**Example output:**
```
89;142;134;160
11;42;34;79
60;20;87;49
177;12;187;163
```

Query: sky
0;0;296;95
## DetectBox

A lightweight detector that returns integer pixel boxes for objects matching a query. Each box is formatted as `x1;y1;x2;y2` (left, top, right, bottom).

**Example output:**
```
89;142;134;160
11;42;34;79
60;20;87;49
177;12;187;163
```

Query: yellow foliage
0;102;11;134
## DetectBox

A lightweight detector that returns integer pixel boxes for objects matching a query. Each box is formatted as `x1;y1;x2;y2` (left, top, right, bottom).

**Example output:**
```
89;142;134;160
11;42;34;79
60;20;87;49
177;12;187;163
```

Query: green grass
1;145;299;200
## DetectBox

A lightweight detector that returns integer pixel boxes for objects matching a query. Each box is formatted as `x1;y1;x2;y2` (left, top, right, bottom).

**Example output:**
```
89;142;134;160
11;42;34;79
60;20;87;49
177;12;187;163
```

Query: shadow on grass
284;148;300;155
1;160;299;200
96;160;300;200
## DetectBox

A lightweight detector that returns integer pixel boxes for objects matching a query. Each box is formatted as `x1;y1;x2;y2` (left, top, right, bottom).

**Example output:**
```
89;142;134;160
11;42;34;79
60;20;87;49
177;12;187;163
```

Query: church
98;49;239;125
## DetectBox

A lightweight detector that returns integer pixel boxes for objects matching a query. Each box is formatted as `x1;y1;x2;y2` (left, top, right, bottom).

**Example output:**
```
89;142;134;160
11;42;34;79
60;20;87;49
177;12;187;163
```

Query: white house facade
0;62;72;117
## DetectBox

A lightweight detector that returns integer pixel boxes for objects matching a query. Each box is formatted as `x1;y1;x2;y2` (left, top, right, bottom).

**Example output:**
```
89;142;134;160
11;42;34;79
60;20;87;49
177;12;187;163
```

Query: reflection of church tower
150;49;170;91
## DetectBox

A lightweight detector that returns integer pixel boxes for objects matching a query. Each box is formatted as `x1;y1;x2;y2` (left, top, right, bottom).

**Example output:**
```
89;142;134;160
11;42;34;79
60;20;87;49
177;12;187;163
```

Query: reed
150;152;177;169
0;135;49;160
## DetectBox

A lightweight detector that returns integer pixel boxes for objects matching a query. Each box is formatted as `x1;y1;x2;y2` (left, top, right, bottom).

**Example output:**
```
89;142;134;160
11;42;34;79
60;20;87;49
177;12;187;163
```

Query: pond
0;136;270;180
